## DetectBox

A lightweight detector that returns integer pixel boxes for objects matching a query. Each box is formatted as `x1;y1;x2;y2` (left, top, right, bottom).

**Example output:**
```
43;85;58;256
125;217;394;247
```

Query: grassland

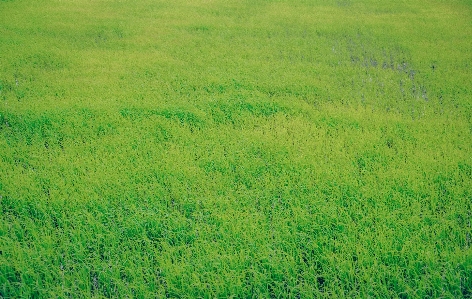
1;0;471;298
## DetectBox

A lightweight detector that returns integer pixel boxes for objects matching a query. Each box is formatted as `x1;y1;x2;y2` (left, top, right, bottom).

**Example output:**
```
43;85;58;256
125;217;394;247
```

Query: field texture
1;0;472;298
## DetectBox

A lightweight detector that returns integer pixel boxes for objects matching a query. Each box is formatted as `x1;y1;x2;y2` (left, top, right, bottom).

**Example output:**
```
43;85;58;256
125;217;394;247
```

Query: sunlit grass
1;0;471;298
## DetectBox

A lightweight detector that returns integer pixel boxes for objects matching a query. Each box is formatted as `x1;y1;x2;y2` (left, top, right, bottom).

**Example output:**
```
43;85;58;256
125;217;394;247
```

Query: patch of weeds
208;99;288;125
458;162;472;180
0;111;63;147
120;107;204;129
84;25;127;48
355;151;388;176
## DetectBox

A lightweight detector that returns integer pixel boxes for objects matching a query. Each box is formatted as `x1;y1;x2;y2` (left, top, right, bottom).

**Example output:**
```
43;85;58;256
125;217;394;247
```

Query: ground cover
1;0;471;297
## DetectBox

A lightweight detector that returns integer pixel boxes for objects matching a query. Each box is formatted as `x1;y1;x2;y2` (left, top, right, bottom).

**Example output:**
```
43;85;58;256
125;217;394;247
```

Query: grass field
1;0;472;298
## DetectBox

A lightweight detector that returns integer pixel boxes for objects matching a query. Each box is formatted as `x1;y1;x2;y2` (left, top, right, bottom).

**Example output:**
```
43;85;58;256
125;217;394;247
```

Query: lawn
1;0;471;298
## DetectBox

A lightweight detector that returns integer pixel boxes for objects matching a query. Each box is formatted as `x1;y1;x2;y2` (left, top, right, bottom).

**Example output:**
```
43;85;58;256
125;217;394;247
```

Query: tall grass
1;0;471;297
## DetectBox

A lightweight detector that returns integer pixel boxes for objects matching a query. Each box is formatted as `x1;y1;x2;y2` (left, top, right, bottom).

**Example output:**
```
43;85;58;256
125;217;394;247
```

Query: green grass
1;0;471;298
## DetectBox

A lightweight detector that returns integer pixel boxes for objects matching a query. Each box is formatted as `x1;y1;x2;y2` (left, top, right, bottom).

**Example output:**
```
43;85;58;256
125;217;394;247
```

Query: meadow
0;0;471;297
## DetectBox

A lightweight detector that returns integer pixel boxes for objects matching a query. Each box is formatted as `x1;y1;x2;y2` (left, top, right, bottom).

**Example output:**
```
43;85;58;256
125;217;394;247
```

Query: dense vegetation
1;0;471;297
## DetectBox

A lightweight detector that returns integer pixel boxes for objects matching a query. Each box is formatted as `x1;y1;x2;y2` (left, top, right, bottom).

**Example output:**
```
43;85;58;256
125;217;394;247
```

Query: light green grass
1;0;471;298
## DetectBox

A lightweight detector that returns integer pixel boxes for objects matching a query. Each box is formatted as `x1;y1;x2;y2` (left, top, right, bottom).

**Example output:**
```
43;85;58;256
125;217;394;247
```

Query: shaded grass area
1;0;472;297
